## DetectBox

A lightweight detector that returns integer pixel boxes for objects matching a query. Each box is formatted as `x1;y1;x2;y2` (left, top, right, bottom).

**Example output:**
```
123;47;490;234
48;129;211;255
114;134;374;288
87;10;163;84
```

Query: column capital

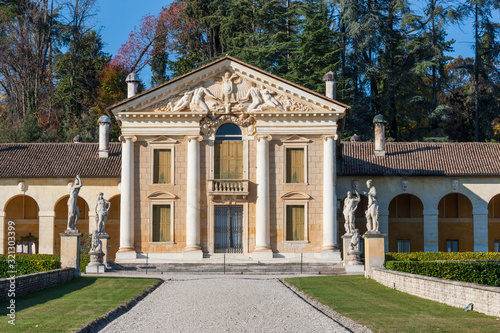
423;209;439;216
0;211;4;218
322;134;338;141
256;134;272;142
473;208;489;215
38;211;55;218
185;135;203;142
119;135;137;142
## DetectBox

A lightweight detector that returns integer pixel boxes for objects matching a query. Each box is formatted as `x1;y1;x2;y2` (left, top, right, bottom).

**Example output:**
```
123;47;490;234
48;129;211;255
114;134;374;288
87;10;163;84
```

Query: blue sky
95;0;491;87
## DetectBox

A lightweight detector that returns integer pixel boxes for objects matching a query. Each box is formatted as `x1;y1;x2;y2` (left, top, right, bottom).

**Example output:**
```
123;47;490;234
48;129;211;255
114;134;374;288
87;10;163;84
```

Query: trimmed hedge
385;252;500;262
0;254;92;277
386;261;500;287
0;254;61;278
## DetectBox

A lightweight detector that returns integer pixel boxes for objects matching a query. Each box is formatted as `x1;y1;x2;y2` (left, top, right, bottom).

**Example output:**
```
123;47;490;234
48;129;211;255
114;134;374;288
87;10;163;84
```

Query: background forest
1;0;499;143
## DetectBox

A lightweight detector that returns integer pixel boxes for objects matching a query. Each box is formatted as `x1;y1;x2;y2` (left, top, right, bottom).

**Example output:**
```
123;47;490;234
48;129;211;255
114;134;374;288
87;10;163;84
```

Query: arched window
215;123;243;179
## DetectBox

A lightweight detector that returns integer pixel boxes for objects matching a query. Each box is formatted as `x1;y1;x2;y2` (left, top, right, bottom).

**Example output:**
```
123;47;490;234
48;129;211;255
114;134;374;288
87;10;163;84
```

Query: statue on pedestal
67;175;82;231
343;190;360;234
95;193;111;235
349;229;360;252
364;179;379;233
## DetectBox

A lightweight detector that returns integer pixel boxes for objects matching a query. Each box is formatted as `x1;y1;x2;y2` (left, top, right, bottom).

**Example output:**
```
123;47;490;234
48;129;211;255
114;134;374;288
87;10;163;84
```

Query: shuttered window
286;205;305;241
152;205;171;242
153;149;172;184
286;148;304;183
215;141;243;179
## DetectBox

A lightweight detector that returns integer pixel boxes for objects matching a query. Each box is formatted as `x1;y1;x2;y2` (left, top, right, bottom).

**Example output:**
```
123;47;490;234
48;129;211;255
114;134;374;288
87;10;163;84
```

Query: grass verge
285;275;500;333
0;276;160;332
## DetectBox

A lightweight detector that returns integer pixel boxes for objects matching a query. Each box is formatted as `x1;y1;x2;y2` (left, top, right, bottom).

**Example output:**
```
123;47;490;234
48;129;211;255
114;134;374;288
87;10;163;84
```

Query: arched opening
4;195;39;253
487;194;500;252
438;193;473;252
106;195;121;260
339;194;368;252
388;194;424;252
215;123;243;179
54;195;89;255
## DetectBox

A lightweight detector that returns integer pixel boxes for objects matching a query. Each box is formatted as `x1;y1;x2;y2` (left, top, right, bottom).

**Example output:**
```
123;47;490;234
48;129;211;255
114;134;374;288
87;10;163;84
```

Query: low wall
0;268;75;301
372;268;500;317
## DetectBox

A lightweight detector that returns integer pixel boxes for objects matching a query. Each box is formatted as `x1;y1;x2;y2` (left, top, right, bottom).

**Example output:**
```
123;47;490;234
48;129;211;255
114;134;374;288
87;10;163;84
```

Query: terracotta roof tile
340;142;500;176
0;143;121;178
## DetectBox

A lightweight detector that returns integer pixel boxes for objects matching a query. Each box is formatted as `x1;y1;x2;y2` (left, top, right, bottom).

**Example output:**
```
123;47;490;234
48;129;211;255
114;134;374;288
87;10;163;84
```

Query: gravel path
98;275;364;333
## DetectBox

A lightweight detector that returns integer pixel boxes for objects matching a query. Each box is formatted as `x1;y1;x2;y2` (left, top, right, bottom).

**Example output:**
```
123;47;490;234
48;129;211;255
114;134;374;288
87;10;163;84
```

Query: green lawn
285;275;500;333
0;276;161;332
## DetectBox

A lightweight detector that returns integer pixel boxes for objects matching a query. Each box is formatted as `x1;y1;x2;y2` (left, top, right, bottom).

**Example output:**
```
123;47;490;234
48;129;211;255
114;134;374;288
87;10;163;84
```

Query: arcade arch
438;193;473;252
487;194;500;252
4;195;39;253
388;194;424;252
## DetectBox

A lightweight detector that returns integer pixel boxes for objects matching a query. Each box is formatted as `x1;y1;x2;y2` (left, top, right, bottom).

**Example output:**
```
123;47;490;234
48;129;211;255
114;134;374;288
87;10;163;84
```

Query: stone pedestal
86;250;106;273
182;249;204;260
341;234;352;265
363;232;386;278
60;231;82;277
99;233;111;268
252;250;274;260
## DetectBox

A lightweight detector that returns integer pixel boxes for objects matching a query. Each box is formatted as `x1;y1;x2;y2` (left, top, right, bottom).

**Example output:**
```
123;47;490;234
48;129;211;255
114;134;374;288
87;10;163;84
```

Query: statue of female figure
67;175;82;231
364;179;379;232
95;192;111;234
343;190;360;234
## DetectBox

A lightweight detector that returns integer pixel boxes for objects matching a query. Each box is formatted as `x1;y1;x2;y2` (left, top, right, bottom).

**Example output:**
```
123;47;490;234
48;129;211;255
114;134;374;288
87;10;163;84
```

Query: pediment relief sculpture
149;70;315;115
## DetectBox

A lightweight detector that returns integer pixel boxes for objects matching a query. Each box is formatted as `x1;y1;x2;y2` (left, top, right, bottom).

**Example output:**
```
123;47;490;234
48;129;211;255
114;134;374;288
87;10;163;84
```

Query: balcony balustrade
208;179;249;196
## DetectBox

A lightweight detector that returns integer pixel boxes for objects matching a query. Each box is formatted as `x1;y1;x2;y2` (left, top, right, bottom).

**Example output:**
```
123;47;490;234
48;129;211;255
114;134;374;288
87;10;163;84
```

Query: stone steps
109;262;346;275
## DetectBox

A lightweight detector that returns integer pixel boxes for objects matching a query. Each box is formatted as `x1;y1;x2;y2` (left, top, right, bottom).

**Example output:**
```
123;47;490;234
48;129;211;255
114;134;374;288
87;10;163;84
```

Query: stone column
38;211;55;254
423;209;439;252
473;208;489;252
116;135;137;259
322;135;340;259
253;135;273;259
0;211;5;254
88;212;97;234
378;209;389;252
184;135;203;259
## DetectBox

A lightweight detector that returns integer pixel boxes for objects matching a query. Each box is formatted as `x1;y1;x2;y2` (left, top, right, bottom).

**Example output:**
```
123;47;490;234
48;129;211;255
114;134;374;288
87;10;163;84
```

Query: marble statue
240;81;263;112
363;179;379;232
95;192;111;234
192;85;217;112
67;175;82;231
343;190;360;234
349;229;360;252
219;71;240;102
260;86;283;110
91;230;102;253
172;90;193;112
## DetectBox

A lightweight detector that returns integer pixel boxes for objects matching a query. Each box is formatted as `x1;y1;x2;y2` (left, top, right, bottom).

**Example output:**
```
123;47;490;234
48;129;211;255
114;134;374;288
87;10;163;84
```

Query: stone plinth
363;232;386;278
252;250;274;260
86;250;106;273
99;233;111;268
60;231;82;277
341;234;352;265
182;249;204;260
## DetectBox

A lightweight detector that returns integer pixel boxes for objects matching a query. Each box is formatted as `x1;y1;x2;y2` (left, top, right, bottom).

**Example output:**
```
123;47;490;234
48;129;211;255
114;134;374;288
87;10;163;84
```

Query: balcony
208;179;249;196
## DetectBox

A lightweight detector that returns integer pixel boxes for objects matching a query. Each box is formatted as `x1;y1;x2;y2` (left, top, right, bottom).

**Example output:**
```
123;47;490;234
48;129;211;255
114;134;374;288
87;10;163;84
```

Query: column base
183;249;203;260
320;251;341;261
115;248;137;260
252;247;273;260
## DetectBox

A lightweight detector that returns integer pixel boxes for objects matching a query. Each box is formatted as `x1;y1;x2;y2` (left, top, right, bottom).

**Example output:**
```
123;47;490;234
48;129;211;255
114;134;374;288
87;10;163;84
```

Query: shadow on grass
0;276;98;315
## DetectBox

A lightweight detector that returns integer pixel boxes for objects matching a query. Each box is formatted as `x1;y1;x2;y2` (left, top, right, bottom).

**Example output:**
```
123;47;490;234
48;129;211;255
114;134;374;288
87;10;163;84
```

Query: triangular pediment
280;135;312;143
110;56;349;119
147;136;179;144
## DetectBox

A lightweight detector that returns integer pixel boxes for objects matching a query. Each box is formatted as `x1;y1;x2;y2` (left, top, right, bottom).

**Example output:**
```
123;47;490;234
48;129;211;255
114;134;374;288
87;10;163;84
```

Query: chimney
323;71;337;100
98;115;111;158
126;72;139;98
373;114;387;157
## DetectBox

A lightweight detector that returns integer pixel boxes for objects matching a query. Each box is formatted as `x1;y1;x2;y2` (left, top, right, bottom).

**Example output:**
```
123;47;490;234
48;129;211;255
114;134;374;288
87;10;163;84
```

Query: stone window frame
150;143;176;185
280;136;311;185
397;239;411;253
148;199;175;244
281;192;311;244
446;239;459;252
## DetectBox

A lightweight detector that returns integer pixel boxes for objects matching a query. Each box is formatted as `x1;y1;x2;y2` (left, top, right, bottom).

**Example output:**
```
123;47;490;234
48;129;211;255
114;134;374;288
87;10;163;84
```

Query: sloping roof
0;143;121;178
108;55;350;112
341;142;500;176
